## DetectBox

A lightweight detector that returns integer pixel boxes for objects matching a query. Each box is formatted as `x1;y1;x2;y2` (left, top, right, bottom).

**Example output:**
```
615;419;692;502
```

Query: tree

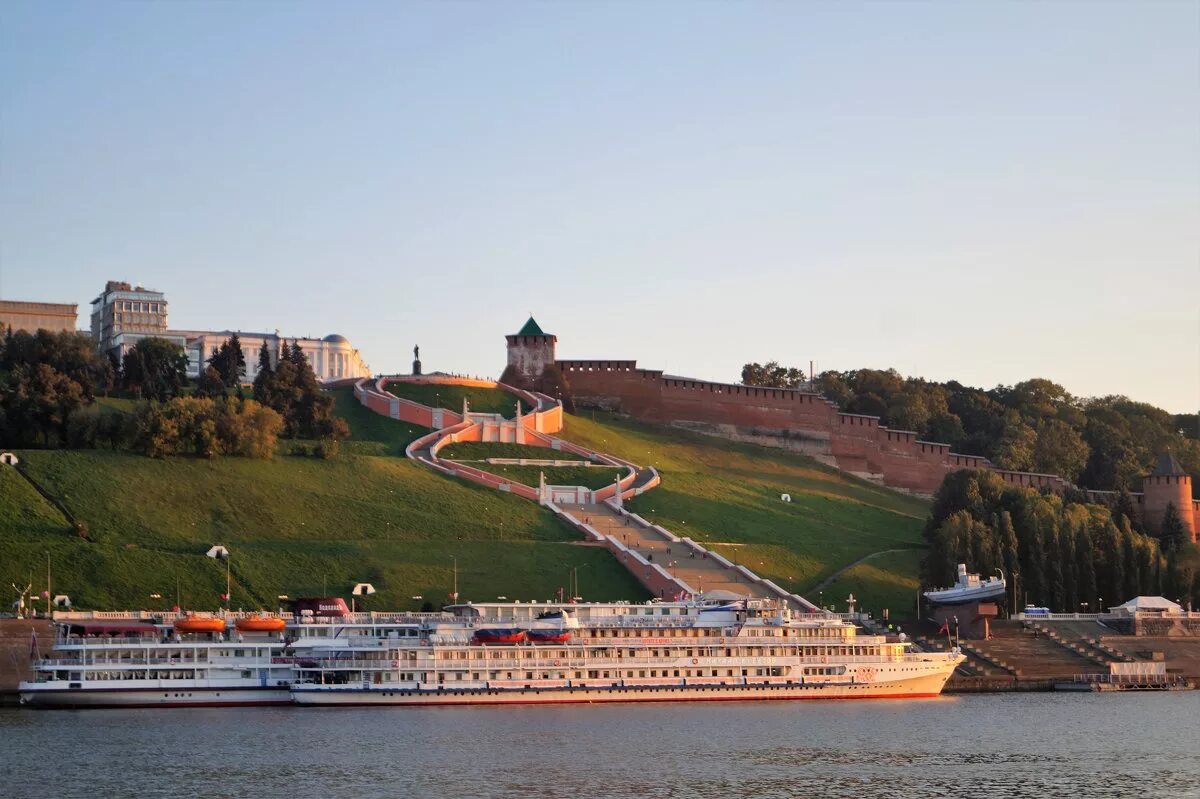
1033;419;1090;482
123;337;188;401
925;411;966;448
207;334;247;389
993;410;1037;471
1159;503;1188;555
1075;523;1098;610
740;361;807;389
196;366;226;399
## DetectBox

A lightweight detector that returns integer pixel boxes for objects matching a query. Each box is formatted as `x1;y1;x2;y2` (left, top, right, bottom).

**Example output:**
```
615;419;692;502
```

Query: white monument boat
923;564;1006;606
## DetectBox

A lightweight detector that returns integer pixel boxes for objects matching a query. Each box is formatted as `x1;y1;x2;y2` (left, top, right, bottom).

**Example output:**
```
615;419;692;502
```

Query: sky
1;2;1197;412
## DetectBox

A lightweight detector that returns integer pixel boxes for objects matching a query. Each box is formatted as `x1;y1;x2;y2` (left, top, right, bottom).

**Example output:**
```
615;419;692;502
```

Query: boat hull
18;686;290;709
291;668;958;707
922;585;1006;606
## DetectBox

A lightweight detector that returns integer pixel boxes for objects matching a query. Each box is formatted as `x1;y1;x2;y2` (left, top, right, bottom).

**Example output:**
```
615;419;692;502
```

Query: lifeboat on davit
473;628;526;645
526;629;572;644
524;609;578;644
173;615;227;634
235;616;286;633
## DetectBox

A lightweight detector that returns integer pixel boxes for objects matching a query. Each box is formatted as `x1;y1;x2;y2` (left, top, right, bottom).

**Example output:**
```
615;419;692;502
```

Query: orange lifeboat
235;616;286;633
174;615;227;634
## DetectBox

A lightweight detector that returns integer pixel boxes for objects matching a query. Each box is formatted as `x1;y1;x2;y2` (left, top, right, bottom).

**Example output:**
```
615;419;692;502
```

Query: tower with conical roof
504;316;557;387
1142;451;1196;543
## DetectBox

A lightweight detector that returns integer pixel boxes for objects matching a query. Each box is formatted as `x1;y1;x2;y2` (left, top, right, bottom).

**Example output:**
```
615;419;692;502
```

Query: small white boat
923;564;1006;606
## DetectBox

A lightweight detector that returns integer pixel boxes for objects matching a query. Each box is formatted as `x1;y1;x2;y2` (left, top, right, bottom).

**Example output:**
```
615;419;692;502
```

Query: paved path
562;501;782;602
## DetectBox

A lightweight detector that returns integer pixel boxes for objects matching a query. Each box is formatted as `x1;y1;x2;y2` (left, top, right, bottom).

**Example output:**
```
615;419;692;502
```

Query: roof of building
323;334;349;344
1114;596;1183;613
515;316;549;337
1151;451;1187;477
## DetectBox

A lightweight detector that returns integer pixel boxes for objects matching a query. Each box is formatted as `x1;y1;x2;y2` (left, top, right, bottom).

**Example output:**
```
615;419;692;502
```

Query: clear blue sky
2;2;1197;412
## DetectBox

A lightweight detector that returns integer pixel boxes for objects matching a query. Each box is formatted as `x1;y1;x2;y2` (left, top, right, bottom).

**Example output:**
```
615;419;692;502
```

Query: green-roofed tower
503;315;560;394
515;316;547;337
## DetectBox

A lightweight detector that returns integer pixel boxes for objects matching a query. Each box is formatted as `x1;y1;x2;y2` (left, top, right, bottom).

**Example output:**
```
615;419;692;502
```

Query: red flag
937;621;950;635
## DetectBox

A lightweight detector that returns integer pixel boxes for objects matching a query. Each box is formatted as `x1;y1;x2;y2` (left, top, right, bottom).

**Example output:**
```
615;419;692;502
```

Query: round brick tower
504;316;557;387
1142;451;1196;543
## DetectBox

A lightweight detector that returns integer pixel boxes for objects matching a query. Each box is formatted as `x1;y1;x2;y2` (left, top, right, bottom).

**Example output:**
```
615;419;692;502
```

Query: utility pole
46;552;51;618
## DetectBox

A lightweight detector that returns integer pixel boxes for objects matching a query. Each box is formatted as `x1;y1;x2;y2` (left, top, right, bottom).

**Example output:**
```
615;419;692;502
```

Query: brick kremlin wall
557;359;1199;538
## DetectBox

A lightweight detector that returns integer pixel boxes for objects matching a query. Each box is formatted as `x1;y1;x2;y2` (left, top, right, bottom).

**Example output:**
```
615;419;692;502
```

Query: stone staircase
965;621;1101;679
1024;621;1131;668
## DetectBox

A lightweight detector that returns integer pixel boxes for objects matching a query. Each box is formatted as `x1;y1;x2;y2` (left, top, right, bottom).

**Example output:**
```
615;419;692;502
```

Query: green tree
1159;503;1188;555
196;365;226;399
252;343;273;397
994;410;1037;471
1033;419;1090;482
123;337;188;401
740;361;807;388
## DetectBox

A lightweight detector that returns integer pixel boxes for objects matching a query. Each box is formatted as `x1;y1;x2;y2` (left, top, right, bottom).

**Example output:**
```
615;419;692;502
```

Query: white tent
1109;596;1183;616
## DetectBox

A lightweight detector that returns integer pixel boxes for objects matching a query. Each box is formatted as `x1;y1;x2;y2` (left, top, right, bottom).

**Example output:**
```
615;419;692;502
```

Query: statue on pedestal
412;344;422;376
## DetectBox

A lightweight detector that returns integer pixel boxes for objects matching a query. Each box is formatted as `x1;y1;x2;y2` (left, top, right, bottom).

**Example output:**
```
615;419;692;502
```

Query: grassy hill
1;388;930;616
0;388;647;610
385;382;519;417
560;413;929;615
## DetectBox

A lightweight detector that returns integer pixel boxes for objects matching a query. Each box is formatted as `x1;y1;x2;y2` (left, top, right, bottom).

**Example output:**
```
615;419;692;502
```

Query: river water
2;693;1198;799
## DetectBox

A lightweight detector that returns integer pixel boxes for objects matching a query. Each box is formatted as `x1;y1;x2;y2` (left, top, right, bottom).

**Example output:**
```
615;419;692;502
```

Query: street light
206;545;231;608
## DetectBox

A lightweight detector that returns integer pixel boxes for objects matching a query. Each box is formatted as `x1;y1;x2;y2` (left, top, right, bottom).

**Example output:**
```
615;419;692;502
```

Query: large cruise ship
21;594;963;708
290;593;963;706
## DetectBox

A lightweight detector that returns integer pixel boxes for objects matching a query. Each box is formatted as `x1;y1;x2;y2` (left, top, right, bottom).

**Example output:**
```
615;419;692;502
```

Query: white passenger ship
290;593;963;706
21;594;962;708
19;613;299;708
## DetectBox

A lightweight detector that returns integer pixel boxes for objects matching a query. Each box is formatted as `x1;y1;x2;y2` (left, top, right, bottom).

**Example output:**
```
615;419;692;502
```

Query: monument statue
412;344;422;376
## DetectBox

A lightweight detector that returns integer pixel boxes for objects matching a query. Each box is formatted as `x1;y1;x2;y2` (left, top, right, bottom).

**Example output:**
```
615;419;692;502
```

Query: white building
92;281;370;383
180;330;369;382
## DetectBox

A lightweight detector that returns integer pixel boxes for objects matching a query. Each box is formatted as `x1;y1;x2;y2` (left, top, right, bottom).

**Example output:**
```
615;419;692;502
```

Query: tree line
1;328;347;458
922;469;1198;611
740;362;1198;496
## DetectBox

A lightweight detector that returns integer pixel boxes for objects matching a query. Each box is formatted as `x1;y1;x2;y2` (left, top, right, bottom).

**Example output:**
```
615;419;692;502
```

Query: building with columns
179;330;369;382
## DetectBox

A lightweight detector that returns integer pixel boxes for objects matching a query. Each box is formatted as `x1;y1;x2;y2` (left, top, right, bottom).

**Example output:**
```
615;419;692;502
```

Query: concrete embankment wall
0;619;51;704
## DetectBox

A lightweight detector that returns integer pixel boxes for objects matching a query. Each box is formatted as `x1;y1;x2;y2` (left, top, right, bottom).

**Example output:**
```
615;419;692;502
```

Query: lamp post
206;545;231;609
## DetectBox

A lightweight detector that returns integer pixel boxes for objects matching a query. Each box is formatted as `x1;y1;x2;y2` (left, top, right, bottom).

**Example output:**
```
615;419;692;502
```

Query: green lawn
443;463;624;491
560;413;929;613
438;441;596;462
386;382;520;417
0;439;647;609
330;386;426;455
0;468;68;536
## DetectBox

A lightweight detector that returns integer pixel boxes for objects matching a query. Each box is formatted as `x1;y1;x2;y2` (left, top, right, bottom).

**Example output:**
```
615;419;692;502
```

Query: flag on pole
937;620;950;636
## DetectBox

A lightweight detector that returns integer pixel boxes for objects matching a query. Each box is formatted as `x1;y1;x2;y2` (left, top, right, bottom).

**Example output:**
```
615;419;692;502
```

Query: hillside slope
561;412;929;614
0;388;647;609
1;390;930;616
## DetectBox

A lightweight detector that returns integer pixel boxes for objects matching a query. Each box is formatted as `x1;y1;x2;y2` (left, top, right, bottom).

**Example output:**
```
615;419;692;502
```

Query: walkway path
561;501;780;601
809;547;924;595
353;375;819;611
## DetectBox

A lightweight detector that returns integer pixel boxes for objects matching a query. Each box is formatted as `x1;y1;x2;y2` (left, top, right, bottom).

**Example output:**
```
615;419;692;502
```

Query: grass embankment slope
0;388;646;609
385;382;519;417
561;413;929;615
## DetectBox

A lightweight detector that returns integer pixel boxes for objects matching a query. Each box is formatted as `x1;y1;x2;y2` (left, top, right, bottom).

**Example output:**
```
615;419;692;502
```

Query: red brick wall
557;358;1191;512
